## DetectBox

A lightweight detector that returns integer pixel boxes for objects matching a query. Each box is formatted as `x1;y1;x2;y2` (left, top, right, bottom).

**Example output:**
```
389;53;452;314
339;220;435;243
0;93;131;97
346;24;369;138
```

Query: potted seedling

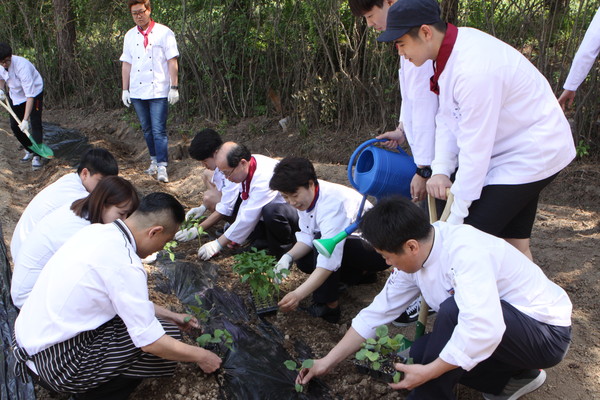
162;215;207;261
283;359;314;393
196;328;235;358
232;248;289;315
354;325;410;383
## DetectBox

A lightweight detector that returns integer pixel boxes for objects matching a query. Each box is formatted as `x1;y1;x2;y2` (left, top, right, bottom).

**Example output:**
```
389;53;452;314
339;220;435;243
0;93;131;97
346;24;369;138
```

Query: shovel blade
28;140;54;159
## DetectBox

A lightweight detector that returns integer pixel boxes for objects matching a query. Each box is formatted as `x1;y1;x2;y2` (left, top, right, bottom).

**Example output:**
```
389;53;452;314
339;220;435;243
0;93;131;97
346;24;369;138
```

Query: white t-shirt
0;55;44;105
11;172;88;260
224;155;286;244
15;220;165;358
352;222;572;372
120;22;179;99
564;7;600;91
432;27;575;223
212;167;241;217
11;204;90;308
295;180;371;272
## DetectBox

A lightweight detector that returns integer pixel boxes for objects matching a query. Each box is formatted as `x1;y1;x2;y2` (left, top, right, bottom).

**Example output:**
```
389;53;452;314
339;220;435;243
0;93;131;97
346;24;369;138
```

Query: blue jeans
131;98;168;165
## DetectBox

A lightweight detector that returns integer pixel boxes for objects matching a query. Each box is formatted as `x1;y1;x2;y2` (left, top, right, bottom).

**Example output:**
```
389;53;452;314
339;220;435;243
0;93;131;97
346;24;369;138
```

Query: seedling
354;325;410;383
232;248;289;310
284;359;314;393
163;240;178;262
184;294;213;324
162;216;208;261
196;328;234;357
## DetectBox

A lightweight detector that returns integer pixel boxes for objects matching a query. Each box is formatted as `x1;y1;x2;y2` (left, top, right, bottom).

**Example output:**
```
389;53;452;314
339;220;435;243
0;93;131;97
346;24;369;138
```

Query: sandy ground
0;109;599;399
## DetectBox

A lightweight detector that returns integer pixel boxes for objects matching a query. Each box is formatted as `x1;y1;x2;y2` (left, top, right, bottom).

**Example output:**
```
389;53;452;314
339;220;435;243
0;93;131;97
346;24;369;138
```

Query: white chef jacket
564;7;600;91
295;180;371;272
212;167;241;217
352;222;572;372
432;28;575;222
399;58;437;166
0;55;44;105
224;154;286;244
15;220;164;359
11;204;90;308
120;22;179;99
11;172;89;260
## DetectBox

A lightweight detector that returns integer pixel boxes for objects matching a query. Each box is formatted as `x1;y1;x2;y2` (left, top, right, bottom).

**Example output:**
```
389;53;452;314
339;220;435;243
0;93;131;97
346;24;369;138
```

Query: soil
1;109;599;400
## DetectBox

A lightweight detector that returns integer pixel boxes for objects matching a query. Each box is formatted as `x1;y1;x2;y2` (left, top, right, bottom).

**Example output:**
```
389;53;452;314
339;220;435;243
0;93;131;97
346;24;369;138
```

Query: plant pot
250;290;279;315
353;353;406;383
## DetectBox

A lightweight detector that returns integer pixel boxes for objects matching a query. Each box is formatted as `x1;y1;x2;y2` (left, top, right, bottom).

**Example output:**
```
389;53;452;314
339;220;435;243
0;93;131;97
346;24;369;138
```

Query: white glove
186;205;206;220
122;90;131;107
0;89;5;101
19;119;30;133
198;240;222;260
168;88;179;105
273;253;293;284
175;227;198;242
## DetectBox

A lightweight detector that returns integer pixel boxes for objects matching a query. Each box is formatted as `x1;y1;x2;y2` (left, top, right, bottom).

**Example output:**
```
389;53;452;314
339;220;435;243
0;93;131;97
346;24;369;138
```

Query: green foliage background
0;0;598;152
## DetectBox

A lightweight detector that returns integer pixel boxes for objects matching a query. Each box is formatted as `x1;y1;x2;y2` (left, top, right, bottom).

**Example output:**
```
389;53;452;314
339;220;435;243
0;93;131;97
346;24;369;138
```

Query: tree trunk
53;0;77;96
441;0;459;25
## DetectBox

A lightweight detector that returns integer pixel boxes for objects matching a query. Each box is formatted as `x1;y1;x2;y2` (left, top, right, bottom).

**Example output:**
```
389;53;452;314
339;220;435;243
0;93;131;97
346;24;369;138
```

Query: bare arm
278;266;333;312
141;334;221;373
121;62;132;90
22;97;34;121
167;57;178;86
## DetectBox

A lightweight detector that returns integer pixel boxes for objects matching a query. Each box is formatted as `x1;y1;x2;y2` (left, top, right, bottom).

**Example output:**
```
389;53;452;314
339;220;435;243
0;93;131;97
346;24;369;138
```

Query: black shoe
393;297;435;327
304;302;341;323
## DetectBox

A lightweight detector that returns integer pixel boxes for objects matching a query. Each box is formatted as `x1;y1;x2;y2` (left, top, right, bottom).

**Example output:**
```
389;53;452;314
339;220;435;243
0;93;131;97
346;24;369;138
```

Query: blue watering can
313;139;416;257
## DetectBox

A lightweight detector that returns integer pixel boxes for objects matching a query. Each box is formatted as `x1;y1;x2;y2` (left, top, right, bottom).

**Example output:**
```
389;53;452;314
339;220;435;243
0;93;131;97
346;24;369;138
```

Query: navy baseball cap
377;0;442;42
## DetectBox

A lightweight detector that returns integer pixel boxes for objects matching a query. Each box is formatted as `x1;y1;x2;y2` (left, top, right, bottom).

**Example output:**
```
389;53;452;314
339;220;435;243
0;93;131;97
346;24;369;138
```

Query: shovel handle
0;97;34;140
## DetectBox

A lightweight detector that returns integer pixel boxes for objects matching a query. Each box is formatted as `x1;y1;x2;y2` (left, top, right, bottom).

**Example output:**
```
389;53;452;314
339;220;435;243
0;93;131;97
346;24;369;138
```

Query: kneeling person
269;157;388;323
299;196;571;399
13;192;221;398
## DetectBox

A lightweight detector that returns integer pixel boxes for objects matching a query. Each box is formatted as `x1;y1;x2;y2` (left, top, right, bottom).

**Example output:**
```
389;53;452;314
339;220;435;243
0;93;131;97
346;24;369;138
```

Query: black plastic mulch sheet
155;257;336;400
42;122;91;166
0;223;36;400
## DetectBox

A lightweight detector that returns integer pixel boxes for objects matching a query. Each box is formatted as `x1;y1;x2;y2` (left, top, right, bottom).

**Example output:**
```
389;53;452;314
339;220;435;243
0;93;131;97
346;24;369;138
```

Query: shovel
0;97;54;159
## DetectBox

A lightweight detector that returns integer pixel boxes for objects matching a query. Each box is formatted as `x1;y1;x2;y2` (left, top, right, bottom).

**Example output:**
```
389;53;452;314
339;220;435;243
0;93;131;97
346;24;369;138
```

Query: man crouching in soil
12;192;221;399
299;196;571;400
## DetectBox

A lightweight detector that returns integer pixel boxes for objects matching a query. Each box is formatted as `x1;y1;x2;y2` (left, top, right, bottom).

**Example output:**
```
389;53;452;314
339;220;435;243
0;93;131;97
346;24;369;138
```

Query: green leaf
355;348;367;361
372;361;381;370
393;372;401;383
284;360;297;370
301;359;314;369
183;316;191;323
375;325;389;338
295;383;304;393
197;333;211;347
366;350;380;362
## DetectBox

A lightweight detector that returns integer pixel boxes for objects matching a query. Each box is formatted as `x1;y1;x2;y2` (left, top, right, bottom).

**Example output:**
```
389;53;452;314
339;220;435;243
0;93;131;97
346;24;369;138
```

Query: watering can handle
347;138;410;191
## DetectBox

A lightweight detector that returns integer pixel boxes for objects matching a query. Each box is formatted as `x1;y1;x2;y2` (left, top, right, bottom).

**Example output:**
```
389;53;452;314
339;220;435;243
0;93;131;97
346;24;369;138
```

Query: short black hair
225;143;251;168
189;129;223;161
77;148;119;176
270;157;318;193
137;192;185;225
348;0;384;17
360;196;431;253
0;43;12;60
406;21;447;38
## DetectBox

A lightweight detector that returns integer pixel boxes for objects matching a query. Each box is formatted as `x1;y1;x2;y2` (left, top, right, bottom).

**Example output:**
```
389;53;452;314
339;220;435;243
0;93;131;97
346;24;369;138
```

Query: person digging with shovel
0;42;48;170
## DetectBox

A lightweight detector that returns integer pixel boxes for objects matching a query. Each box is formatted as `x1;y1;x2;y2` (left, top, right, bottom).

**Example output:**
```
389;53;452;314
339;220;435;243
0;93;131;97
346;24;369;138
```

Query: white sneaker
145;160;158;175
20;151;33;162
482;369;546;400
157;166;169;183
32;156;43;170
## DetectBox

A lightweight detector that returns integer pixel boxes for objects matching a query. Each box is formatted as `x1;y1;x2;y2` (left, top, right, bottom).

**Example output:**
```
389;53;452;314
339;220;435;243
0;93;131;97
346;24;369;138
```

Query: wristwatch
170;85;179;89
415;166;432;179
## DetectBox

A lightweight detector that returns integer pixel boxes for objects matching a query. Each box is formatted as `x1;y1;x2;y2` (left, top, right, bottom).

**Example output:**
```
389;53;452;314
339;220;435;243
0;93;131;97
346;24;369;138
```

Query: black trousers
407;297;571;399
8;92;44;150
259;202;299;259
296;235;388;304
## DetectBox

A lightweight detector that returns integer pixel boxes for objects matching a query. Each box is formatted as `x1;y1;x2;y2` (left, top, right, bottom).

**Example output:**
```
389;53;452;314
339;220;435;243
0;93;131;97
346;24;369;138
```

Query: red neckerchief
137;19;155;49
306;182;320;212
241;156;257;200
430;23;458;95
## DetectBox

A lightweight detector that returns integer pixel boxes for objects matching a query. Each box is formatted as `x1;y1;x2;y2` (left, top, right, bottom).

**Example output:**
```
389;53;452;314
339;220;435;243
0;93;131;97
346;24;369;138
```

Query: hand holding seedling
197;349;222;373
389;358;457;391
176;313;199;331
284;359;314;393
278;291;301;312
296;358;332;385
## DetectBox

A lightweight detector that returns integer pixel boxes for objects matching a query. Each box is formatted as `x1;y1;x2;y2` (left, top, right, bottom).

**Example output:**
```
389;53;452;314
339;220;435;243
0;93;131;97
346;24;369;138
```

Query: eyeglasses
131;8;148;17
222;164;239;178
